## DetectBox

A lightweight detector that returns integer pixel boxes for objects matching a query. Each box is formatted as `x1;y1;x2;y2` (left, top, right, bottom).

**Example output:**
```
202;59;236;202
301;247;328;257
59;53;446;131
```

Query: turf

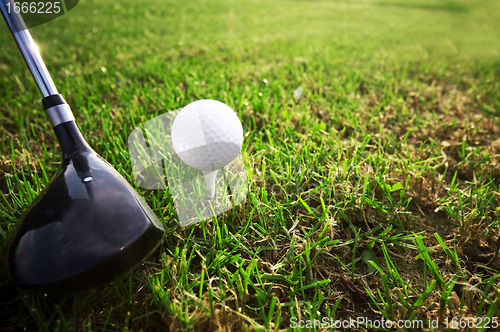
1;0;500;331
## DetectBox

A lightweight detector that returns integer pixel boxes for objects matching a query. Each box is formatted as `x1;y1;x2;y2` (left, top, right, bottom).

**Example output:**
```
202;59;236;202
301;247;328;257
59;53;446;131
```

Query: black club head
1;122;165;293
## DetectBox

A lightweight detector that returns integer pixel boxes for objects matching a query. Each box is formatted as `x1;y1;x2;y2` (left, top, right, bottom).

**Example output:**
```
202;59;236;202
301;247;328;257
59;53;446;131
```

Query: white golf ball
171;99;243;172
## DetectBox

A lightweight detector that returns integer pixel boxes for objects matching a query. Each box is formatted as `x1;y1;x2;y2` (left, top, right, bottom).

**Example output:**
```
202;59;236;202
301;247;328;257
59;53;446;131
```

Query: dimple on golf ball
171;99;243;172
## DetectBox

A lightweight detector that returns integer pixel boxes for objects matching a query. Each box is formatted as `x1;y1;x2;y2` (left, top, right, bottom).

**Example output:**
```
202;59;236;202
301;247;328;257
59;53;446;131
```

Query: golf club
0;0;165;292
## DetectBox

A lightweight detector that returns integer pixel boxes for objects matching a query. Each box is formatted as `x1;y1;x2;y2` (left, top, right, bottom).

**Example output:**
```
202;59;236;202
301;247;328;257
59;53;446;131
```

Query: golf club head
1;121;165;293
0;4;165;293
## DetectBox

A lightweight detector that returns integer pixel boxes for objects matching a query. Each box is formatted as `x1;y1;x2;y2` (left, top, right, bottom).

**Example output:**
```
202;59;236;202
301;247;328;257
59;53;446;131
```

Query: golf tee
202;170;218;199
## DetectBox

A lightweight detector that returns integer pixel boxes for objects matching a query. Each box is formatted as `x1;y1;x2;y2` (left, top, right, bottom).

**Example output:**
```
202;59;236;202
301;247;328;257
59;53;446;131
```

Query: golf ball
171;99;243;172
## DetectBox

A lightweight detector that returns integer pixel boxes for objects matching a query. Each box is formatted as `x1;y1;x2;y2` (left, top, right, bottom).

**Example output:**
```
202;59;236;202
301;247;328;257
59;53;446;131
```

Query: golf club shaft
0;0;58;97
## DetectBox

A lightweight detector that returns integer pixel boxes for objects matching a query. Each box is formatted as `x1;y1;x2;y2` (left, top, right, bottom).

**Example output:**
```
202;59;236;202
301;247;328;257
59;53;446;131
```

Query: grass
1;0;500;330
